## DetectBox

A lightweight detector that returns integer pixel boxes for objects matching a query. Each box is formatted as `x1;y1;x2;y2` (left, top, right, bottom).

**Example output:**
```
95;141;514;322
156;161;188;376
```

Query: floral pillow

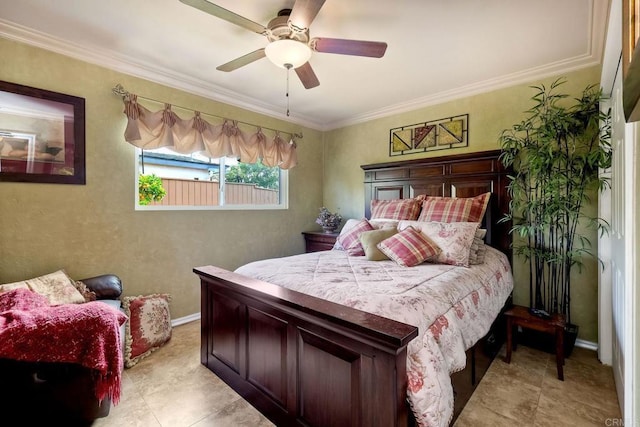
0;270;85;305
397;221;480;267
123;293;172;368
370;198;421;221
377;226;441;267
73;280;98;302
335;218;375;256
417;192;491;223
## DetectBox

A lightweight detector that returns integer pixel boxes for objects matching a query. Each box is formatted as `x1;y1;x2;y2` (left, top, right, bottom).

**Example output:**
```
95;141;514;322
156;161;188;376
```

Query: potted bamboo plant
499;78;612;354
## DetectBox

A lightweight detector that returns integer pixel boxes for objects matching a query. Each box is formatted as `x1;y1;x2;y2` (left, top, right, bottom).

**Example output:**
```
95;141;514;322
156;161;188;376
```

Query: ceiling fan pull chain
285;63;292;116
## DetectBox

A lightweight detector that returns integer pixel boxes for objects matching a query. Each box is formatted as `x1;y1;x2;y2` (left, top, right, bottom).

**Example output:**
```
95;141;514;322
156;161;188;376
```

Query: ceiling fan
179;0;388;89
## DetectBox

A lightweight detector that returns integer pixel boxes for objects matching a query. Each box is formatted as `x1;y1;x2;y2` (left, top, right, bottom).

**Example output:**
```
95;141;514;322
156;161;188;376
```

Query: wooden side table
504;305;566;380
302;231;339;253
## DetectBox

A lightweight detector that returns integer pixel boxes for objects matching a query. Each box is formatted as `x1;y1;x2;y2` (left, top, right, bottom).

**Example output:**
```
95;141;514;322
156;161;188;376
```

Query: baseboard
169;312;600;353
171;312;201;327
575;338;598;351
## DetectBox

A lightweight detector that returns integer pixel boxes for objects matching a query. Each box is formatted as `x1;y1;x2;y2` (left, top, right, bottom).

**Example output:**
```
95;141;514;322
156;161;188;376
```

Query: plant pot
563;323;579;357
517;323;579;358
321;226;337;234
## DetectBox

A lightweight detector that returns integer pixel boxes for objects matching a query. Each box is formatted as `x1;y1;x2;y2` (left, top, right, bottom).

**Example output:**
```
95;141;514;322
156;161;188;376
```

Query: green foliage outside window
225;160;279;190
139;174;167;205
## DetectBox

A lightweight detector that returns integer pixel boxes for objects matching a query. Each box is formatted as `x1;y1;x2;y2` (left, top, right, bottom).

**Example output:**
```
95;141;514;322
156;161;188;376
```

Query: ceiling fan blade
289;0;326;31
217;49;266;72
180;0;267;35
311;38;387;58
295;62;320;89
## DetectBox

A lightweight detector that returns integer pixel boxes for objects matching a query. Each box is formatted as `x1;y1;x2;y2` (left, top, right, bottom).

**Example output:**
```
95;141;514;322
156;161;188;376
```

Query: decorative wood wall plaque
389;114;468;156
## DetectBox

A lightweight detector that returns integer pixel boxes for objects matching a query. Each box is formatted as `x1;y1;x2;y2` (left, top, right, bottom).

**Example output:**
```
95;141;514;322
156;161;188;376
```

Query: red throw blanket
0;288;128;404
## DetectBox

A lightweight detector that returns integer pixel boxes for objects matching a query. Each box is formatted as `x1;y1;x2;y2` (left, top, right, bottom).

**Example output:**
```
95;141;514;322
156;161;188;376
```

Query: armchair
0;273;125;425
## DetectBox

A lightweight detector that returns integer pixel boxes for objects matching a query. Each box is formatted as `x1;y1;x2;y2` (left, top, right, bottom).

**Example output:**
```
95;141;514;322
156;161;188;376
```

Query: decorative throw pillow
332;218;361;250
359;227;399;261
377;226;441;267
417;192;491;223
335;218;374;256
73;280;98;302
0;270;85;305
368;218;400;230
475;228;488;240
468;228;488;265
0;282;30;294
370;198;421;221
468;242;487;265
397;221;479;267
123;293;172;368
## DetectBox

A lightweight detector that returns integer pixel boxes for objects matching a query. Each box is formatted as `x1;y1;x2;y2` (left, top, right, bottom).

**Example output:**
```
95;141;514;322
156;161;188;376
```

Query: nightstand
504;305;566;380
302;231;339;253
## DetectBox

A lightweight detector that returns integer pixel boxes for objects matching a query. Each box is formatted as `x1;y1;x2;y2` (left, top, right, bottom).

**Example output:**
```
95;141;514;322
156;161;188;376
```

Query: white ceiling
0;0;610;131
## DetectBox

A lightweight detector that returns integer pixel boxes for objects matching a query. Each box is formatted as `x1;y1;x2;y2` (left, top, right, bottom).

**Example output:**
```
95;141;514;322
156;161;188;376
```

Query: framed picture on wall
0;80;85;184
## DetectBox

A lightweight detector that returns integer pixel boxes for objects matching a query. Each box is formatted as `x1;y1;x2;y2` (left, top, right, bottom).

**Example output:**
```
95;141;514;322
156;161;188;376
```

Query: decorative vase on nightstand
315;207;342;234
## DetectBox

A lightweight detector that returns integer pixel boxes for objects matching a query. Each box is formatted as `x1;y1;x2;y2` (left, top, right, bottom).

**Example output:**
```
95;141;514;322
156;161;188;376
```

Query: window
136;147;288;210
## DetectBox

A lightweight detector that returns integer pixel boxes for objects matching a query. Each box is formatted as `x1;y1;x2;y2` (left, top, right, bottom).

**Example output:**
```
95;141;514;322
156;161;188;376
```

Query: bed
193;150;513;427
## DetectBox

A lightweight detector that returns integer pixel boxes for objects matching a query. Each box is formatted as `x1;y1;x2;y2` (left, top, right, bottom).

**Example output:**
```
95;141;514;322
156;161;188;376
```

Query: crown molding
324;53;601;130
323;0;608;130
0;19;324;131
0;0;607;133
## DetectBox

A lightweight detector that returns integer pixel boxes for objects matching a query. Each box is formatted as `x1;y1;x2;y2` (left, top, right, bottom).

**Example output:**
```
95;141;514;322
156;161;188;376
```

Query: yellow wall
0;38;324;320
323;66;602;341
0;36;604;342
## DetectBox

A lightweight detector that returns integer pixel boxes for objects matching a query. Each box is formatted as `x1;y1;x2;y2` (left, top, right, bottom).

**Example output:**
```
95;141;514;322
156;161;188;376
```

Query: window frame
134;148;289;211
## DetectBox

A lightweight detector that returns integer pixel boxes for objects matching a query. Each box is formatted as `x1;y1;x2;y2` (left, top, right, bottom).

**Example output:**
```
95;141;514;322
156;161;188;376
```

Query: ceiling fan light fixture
265;39;312;69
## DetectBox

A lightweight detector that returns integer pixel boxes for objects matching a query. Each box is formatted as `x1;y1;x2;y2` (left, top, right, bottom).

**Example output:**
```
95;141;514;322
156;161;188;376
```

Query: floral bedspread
235;246;513;427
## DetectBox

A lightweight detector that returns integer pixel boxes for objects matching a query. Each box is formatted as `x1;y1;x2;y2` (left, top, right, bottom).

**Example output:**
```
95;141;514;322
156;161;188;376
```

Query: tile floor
93;320;272;427
453;344;622;426
95;320;621;427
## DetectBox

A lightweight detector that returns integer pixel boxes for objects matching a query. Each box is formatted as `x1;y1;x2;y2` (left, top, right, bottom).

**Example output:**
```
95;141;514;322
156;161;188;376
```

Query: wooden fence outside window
151;177;278;206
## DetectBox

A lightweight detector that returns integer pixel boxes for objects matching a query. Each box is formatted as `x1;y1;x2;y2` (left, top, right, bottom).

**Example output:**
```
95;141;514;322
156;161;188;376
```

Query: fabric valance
121;94;298;169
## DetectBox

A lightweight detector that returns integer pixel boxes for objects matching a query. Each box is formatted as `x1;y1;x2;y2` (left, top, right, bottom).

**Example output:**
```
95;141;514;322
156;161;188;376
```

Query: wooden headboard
361;149;512;260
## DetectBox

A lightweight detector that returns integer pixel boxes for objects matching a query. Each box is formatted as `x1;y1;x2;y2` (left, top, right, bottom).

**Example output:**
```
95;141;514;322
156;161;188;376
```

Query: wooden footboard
194;265;419;427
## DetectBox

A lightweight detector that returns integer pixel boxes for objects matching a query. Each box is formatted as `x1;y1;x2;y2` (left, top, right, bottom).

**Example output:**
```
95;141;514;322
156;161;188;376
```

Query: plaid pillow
397;221;479;267
336;218;374;256
370;198;421;220
377;226;441;267
417;192;491;223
